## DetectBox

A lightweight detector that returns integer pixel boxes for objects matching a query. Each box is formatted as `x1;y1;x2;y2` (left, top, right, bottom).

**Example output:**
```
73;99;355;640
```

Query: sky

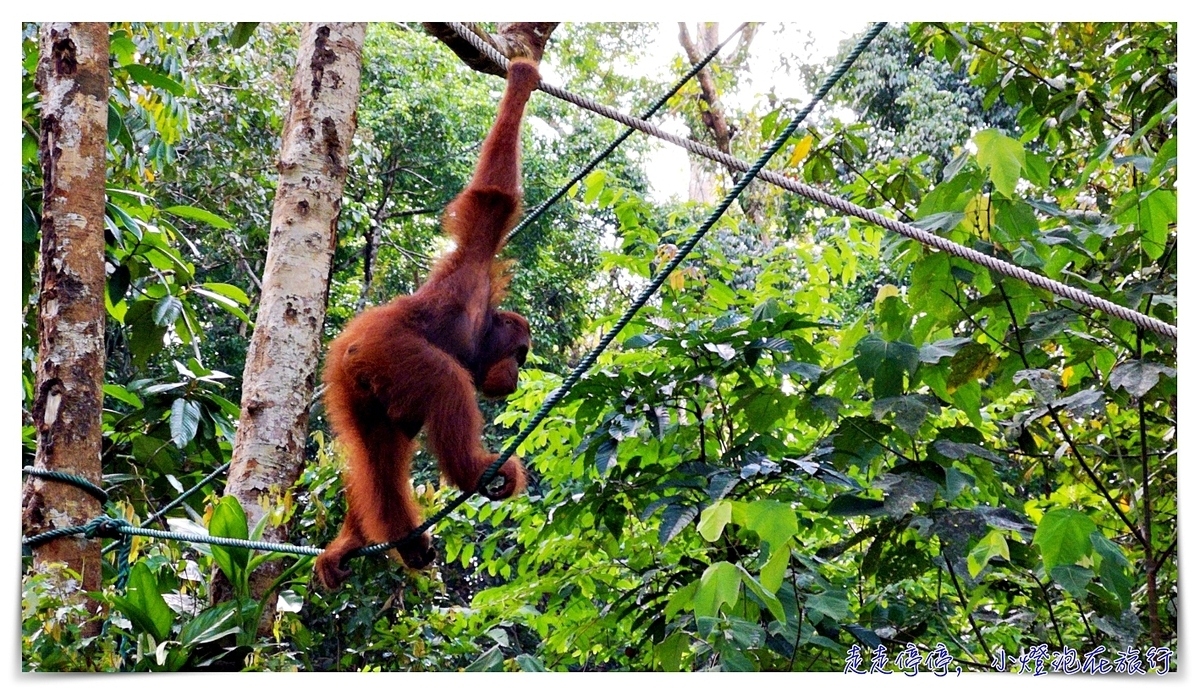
636;21;870;202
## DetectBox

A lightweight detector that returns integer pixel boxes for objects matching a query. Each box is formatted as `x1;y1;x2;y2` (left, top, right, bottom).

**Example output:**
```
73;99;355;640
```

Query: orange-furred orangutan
315;59;539;590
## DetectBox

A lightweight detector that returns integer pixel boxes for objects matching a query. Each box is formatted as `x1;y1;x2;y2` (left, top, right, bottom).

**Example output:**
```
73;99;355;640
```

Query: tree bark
224;23;366;600
424;22;558;74
21;22;110;632
678;23;765;223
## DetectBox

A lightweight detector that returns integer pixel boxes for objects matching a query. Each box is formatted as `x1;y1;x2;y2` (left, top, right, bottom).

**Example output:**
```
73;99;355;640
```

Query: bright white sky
632;21;870;202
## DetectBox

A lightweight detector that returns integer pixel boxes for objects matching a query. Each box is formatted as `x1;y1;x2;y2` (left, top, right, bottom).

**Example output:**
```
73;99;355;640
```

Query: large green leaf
740;500;797;552
854;334;919;398
163;205;233;230
974;130;1025;198
1091;532;1133;609
697;500;732;542
736;565;785;622
966;529;1010;577
228;22;260;49
655;631;690;672
209;496;250;588
110;562;172;642
694;562;741;619
199;282;251;305
123;64;184;97
169;398;201;449
1109;360;1175;399
1033;508;1097;568
178;605;240;647
658;504;697;545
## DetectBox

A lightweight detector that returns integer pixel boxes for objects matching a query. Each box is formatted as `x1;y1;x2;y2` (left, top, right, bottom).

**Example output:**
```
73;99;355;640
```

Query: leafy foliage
22;21;1175;672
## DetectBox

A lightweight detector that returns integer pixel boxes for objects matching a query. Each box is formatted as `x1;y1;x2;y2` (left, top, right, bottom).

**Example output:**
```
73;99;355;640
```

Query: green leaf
515;654;546;672
116;562;173;642
179;605;240;647
582;170;606;205
760;543;790;593
123;64;185;97
623;333;662;348
967;529;1010;577
805;589;849;622
199;282;251;305
1049;564;1094;597
163;205;234;230
854;334;919;399
1091;532;1132;609
697;500;732;542
152;295;183;328
655;631;689;672
1109;360;1175;399
827;495;886;517
103;384;144;409
209;496;250;587
665;580;697;619
742;500;797;552
694;562;741;619
465;645;505;672
229;22;260;49
1140;189;1175;259
126;300;168;368
169;398;201;449
973;129;1026;198
947;342;998;392
192;287;251;323
707;280;738;309
1033;508;1097;569
918;337;972;364
736;565;785;622
658;504;697;545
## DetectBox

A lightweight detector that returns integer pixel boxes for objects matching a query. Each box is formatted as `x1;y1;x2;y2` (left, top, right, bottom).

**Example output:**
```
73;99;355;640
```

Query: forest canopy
19;21;1177;673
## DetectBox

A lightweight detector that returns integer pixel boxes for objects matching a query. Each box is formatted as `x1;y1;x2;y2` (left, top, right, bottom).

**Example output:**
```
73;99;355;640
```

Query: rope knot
85;516;131;540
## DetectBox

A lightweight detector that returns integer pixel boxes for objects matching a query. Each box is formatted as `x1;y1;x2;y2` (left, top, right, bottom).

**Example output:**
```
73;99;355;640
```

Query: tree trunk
677;23;765;223
224;22;366;600
21;22;110;632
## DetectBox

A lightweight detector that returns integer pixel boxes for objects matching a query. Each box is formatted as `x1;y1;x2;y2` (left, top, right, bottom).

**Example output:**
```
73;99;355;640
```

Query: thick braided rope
451;24;1176;340
23;466;108;503
24;514;322;556
114;522;322;556
505;22;748;243
349;21;889;561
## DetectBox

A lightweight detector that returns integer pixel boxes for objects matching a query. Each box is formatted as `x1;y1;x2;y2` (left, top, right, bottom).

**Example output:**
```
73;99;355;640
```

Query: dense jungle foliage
20;22;1177;673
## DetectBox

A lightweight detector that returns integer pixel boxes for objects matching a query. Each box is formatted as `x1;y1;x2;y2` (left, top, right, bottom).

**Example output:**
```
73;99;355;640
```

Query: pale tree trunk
224;23;366;599
21;22;110;631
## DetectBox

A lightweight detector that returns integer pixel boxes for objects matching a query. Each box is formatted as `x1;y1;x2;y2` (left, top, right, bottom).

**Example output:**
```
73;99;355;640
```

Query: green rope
504;22;748;244
23;466;108;503
102;462;231;555
349;21;889;561
24;515;323;556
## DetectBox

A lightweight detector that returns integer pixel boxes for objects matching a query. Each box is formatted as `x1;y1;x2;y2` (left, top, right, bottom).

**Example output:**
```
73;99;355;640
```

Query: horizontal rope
23;466;108;503
452;24;1175;339
23;514;322;556
102;462;231;555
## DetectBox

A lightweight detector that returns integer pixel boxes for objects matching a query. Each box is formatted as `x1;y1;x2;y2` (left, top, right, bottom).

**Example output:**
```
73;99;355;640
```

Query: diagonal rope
348;21;890;561
505;22;748;243
453;23;1176;339
101;462;231;554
